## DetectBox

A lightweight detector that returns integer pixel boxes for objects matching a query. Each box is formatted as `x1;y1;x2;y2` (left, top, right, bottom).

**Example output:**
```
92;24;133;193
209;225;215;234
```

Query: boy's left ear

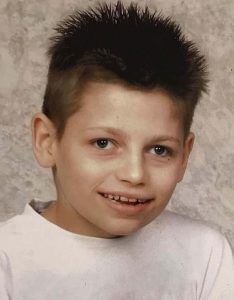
177;132;195;182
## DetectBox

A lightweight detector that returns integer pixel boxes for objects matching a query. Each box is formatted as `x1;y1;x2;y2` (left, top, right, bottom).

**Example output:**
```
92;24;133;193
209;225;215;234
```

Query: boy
0;1;233;299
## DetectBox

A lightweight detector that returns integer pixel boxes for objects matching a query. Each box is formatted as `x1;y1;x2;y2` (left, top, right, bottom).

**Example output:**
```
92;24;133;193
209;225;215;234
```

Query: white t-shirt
0;200;233;300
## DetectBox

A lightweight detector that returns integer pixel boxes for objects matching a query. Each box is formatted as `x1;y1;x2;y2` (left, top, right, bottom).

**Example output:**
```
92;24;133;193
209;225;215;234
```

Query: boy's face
39;82;194;238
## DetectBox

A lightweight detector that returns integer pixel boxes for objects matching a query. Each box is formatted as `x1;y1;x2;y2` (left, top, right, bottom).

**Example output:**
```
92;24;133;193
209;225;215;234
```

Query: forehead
65;82;183;138
81;81;178;112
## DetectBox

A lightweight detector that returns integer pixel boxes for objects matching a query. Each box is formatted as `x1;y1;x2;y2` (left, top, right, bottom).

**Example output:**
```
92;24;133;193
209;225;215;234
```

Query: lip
98;192;154;216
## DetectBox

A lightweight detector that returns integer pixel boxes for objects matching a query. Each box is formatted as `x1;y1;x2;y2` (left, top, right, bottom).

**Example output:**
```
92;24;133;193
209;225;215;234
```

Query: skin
32;82;194;238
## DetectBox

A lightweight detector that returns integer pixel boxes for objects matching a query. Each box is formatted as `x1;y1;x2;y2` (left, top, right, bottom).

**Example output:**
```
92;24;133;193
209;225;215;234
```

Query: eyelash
92;138;172;157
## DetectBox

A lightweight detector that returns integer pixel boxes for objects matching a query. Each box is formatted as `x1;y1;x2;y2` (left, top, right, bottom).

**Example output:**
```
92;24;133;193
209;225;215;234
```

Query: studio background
0;0;234;247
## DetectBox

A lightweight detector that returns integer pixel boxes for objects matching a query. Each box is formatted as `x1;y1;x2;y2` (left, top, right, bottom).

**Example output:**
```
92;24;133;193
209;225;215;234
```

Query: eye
150;145;169;156
94;139;113;149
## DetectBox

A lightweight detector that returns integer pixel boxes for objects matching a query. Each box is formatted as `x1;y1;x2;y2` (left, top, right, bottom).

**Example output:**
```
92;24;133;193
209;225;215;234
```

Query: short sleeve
0;251;12;300
201;234;234;300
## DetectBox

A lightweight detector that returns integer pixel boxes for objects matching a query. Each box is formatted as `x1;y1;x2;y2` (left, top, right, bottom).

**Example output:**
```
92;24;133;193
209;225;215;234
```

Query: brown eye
152;145;168;156
95;139;112;149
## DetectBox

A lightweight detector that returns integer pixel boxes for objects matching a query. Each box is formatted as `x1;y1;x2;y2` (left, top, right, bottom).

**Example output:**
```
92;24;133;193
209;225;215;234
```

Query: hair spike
44;1;208;138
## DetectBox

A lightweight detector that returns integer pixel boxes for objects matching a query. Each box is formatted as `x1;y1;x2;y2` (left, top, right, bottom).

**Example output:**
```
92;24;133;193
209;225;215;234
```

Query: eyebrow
85;126;125;136
151;136;181;144
85;126;181;145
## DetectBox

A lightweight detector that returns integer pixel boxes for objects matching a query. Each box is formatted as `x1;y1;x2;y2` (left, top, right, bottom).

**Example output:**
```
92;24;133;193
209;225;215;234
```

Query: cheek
57;151;110;189
151;164;182;192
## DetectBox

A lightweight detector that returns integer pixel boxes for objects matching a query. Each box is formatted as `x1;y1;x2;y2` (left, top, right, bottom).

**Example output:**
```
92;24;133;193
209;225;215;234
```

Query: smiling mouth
99;193;153;206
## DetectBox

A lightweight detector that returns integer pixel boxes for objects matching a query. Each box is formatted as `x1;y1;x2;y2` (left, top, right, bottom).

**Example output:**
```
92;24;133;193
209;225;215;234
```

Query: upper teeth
103;194;147;203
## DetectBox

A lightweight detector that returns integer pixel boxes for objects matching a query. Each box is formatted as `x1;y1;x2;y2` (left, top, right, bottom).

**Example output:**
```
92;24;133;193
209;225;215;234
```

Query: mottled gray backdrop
0;0;234;246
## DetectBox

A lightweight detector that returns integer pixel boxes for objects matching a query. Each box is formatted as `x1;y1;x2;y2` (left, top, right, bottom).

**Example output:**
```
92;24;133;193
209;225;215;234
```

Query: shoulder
155;212;234;298
0;204;41;252
156;209;224;241
0;200;53;240
142;210;231;257
0;208;32;233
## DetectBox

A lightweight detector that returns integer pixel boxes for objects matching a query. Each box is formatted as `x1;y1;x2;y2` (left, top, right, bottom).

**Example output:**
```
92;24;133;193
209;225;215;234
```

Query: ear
177;132;195;182
31;113;57;168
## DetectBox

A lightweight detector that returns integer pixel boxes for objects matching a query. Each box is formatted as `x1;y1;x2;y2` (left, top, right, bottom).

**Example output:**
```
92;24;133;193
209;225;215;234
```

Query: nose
115;151;147;186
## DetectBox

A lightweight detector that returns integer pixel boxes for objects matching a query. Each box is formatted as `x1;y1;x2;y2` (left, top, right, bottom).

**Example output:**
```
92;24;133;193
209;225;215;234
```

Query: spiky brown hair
43;1;208;138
